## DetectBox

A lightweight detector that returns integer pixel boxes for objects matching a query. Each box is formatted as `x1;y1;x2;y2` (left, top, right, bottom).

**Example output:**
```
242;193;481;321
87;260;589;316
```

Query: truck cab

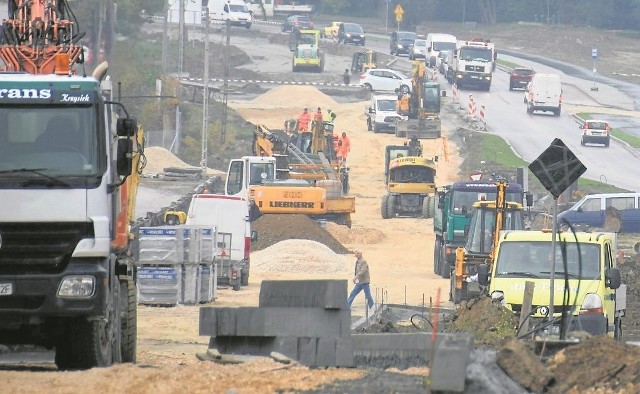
477;230;625;340
451;40;494;90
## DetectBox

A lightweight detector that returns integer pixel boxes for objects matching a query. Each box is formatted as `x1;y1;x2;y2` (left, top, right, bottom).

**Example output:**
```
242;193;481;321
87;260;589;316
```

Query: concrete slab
430;334;474;393
335;337;355;367
297;337;317;367
200;307;351;337
352;333;451;361
316;337;337;367
259;279;348;309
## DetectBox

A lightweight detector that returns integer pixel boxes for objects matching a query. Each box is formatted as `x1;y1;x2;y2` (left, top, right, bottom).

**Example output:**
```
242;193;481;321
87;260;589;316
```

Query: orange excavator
0;0;86;74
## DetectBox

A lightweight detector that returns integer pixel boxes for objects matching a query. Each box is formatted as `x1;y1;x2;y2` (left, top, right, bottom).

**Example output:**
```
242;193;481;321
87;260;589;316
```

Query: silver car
409;39;428;60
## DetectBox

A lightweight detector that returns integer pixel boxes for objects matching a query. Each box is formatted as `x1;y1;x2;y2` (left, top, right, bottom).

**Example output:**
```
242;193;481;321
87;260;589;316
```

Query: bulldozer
449;182;530;303
290;28;324;73
381;140;437;219
351;50;377;74
396;61;443;139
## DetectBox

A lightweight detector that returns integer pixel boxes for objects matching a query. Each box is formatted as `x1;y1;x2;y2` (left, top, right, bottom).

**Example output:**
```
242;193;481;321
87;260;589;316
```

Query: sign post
384;0;392;33
394;4;404;31
591;48;598;91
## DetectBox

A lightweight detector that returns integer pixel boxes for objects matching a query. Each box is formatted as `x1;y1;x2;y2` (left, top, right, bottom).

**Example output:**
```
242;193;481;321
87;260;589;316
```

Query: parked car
390;31;417;55
358;68;412;94
409;39;428;60
281;15;314;32
509;67;535;90
338;22;365;45
580;119;611;147
322;21;341;38
437;50;452;74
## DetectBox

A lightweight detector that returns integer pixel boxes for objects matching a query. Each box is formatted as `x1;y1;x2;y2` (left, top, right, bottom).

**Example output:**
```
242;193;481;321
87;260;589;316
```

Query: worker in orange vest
339;131;350;164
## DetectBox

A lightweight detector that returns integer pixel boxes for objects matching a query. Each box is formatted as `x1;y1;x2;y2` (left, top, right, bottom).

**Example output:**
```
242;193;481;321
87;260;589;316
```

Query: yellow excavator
450;182;529;303
396;61;443;139
351;50;377;74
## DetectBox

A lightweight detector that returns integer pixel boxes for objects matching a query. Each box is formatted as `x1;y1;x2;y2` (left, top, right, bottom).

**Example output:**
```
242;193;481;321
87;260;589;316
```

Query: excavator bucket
395;118;441;139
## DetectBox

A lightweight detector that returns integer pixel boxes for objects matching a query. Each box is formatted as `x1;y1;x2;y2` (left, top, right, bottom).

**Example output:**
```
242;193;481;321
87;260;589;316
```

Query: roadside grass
475;132;629;194
496;59;518;70
575;112;640;148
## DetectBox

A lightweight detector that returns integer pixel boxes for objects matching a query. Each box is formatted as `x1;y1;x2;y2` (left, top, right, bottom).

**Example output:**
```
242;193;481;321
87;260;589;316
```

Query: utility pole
162;0;169;73
221;20;230;144
173;0;185;154
201;8;210;175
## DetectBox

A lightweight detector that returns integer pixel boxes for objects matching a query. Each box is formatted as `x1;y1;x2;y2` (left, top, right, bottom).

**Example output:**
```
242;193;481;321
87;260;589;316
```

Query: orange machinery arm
0;0;84;74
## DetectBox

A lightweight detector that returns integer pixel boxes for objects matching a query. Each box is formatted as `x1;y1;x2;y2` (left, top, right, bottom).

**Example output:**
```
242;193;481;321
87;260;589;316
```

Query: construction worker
343;69;350;85
297;107;312;152
339;131;350;164
327;109;337;122
313;107;323;124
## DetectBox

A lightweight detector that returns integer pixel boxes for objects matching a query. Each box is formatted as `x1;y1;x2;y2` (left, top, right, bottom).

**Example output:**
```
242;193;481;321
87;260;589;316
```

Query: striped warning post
479;104;486;129
468;95;476;119
452;83;458;100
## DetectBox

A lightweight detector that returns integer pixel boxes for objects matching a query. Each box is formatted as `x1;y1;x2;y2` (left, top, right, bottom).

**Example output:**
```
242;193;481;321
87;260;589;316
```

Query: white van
525;73;562;116
425;33;457;67
208;0;252;28
186;194;253;290
366;93;406;133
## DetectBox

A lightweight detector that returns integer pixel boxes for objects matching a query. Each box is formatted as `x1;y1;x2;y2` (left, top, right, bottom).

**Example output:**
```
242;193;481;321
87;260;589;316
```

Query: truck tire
381;195;390;219
55;277;122;369
233;282;241;291
440;248;450;279
241;269;249;286
422;196;431;219
433;240;440;275
120;277;137;363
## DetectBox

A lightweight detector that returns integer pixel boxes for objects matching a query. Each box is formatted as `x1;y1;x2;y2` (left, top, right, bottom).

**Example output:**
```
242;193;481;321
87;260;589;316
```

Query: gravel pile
251;239;351;274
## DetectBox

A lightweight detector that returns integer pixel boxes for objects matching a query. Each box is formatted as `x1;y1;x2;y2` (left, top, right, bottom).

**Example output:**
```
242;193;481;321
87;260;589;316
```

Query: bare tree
477;0;497;25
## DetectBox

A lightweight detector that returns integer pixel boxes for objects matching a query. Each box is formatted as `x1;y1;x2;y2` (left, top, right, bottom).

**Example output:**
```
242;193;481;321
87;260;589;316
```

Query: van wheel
233;282;241;291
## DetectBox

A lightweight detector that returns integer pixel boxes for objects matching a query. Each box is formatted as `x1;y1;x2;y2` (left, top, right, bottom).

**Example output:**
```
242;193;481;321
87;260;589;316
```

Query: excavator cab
351;51;377;74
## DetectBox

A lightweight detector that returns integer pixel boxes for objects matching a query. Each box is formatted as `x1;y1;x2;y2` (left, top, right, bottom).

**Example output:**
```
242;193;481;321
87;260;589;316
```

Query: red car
509;67;534;90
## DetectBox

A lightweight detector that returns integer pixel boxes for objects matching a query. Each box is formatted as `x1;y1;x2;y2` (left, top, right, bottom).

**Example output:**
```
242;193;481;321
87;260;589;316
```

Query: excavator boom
0;0;84;74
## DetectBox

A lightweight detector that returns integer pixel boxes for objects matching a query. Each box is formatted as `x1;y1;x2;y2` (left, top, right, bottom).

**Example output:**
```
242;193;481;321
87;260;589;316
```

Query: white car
409;39;428;60
358;69;412;94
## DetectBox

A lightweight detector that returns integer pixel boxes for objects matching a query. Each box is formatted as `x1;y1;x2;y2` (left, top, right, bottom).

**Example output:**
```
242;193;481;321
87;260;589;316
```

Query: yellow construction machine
289;29;324;72
450;181;529;303
381;140;437;219
396;61;443;139
351;50;377;74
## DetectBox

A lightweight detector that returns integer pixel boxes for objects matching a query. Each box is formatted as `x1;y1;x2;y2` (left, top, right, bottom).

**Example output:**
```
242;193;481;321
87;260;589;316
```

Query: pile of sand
327;223;387;245
251;239;350;274
250;85;338;109
142;146;223;176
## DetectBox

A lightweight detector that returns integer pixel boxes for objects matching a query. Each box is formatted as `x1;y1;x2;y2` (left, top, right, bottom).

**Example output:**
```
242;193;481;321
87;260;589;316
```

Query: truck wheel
433;240;440;275
120;277;137;363
341;172;350;194
56;278;122;369
422;196;432;219
373;123;380;133
381;195;390;219
233;282;241;291
241;270;249;286
440;248;450;279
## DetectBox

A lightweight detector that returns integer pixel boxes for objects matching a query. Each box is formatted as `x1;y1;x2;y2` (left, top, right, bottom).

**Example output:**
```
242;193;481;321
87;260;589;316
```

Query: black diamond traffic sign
528;138;587;199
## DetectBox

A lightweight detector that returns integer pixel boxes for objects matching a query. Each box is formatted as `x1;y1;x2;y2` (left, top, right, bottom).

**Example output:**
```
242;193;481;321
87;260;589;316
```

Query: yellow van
477;230;625;340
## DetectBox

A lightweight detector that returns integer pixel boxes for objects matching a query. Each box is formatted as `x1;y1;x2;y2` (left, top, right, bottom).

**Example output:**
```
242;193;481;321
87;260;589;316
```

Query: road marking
180;77;362;88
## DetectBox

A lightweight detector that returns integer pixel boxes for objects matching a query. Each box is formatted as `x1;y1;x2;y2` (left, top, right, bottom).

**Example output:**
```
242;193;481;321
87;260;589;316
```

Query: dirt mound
251;214;350;254
546;336;640;393
327;223;386;245
447;297;519;346
251;85;338;108
251;239;350;274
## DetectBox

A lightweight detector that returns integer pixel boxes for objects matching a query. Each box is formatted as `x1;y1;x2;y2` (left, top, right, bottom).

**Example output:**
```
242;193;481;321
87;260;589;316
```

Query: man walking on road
347;250;374;310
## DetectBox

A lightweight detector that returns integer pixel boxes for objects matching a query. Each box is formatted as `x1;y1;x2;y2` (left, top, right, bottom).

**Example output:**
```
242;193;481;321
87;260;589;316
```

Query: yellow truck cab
477;230;625;340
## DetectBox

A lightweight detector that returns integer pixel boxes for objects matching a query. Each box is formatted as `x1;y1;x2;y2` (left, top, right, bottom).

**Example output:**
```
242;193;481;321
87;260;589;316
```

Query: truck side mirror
116;139;133;176
117;118;137;137
606;267;621;289
477;263;489;286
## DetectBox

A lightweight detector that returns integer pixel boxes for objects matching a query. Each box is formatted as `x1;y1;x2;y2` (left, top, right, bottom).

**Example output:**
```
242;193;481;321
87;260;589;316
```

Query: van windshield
229;4;248;12
433;41;456;52
494;241;601;279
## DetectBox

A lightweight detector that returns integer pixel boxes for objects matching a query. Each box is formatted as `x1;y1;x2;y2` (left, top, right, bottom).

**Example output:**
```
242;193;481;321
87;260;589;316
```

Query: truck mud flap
396;120;441;139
